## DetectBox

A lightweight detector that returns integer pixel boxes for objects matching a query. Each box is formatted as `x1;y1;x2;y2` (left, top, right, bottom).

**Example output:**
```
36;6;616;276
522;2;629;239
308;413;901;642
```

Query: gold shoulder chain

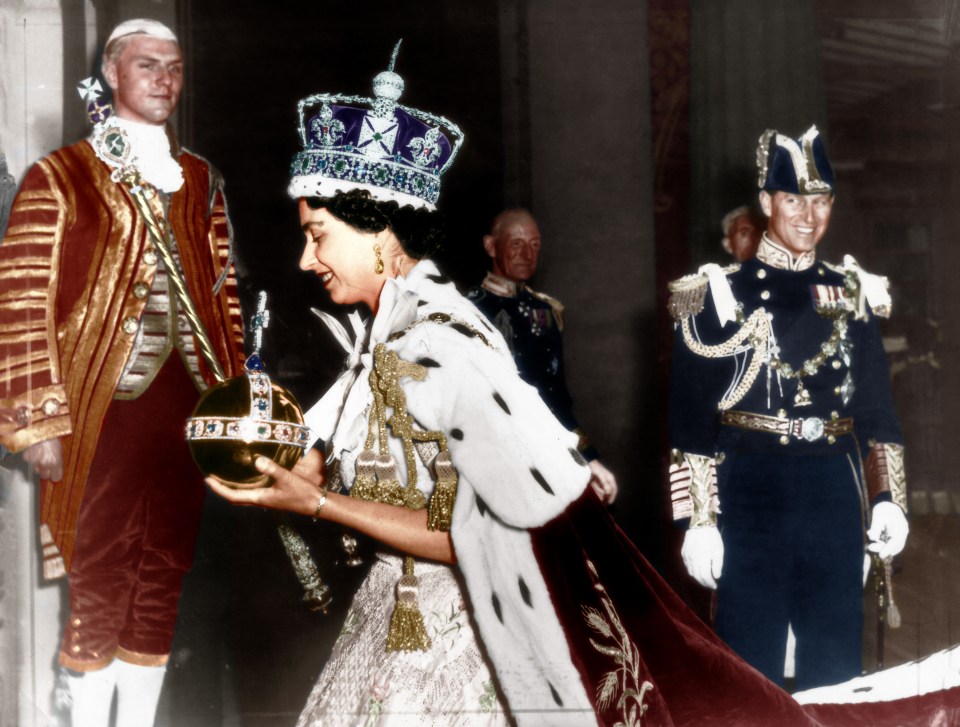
680;308;770;410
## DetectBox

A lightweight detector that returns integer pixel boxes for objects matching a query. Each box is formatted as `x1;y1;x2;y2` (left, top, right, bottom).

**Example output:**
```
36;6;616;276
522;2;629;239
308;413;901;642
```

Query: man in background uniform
0;19;244;726
467;208;618;503
666;126;908;689
720;204;764;262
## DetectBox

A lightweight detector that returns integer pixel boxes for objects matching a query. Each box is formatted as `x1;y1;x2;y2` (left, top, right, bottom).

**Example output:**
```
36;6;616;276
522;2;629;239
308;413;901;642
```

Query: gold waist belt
721;410;853;444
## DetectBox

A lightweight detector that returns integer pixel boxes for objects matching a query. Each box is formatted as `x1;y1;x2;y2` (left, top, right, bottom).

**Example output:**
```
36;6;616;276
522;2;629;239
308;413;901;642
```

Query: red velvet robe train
531;489;960;726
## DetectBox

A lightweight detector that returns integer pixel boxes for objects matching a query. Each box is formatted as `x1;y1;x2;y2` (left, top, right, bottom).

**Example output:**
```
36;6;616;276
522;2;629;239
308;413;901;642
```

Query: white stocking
114;660;167;727
66;661;116;727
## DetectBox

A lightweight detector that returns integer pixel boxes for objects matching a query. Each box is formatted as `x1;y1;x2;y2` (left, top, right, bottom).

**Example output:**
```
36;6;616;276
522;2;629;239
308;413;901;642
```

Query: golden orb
186;360;311;488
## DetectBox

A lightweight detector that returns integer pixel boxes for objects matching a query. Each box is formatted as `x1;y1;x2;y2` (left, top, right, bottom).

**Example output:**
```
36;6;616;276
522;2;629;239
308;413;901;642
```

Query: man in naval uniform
720;204;764;262
666;126;908;689
467;208;618;503
0;19;245;726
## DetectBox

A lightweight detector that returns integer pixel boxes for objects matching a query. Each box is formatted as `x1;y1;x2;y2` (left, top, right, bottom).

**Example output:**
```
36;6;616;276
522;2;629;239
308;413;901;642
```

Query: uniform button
143;249;158;266
122;316;139;335
818;267;826;276
72;617;82;627
761;290;771;300
41;398;61;416
757;269;767;279
779;435;790;445
71;644;81;653
777;408;787;418
831;411;839;420
133;282;149;299
832;359;842;369
834;386;841;396
827;435;837;444
71;631;80;641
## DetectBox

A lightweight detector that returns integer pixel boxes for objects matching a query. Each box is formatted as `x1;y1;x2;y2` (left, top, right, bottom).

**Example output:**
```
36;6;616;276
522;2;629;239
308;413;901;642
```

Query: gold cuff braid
669;450;720;527
866;442;907;512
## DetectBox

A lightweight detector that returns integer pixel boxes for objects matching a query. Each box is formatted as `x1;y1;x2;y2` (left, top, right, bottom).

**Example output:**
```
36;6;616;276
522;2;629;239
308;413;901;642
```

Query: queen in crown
208;44;960;726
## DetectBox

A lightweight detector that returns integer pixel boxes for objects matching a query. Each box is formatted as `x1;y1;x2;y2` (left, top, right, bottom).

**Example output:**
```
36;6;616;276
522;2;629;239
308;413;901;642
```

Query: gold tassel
40;524;67;580
427;451;458;532
43;553;66;581
351;450;378;500
386;556;432;652
374;453;405;506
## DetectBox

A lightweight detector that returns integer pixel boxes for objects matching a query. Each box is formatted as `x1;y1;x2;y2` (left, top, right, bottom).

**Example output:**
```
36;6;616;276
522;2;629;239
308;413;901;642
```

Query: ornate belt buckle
800;417;825;442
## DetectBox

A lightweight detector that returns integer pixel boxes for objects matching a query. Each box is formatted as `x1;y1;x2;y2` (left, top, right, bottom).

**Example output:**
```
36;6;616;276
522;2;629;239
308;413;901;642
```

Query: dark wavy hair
304;188;446;260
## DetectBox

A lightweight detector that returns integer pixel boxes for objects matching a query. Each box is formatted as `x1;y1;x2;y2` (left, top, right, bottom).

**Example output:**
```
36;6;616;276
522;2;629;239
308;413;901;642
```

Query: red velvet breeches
60;356;204;671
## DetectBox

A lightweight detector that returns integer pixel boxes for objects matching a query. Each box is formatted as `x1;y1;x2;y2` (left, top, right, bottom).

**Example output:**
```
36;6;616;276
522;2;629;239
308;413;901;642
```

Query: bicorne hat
288;41;464;211
757;125;834;195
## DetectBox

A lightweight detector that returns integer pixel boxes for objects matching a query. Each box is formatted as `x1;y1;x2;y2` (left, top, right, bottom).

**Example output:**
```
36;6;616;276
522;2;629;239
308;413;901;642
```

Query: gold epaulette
526;286;565;331
667;264;738;321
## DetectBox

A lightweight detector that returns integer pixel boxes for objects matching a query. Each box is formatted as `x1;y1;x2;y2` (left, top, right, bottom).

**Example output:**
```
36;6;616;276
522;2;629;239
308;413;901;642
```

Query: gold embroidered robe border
0;140;245;574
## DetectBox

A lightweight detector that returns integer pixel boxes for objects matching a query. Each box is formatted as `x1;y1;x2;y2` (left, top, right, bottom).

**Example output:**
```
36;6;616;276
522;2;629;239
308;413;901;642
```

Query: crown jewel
372;40;405;111
185;292;311;488
288;41;464;210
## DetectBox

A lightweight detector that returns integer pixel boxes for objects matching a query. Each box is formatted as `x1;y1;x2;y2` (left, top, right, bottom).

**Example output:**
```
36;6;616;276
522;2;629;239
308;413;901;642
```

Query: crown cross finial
372;40;406;116
251;290;271;354
388;40;403;72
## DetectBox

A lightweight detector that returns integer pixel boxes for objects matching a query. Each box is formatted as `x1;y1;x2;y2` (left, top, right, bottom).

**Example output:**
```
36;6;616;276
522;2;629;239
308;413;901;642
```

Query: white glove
681;526;724;590
867;501;908;559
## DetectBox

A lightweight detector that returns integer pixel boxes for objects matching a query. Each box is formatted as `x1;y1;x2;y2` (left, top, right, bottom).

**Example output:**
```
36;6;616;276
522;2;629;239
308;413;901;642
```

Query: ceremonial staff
79;78;331;612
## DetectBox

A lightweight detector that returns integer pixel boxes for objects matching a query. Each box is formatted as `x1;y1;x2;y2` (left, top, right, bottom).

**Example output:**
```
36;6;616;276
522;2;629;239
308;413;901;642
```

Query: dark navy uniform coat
668;254;903;690
467;281;599;461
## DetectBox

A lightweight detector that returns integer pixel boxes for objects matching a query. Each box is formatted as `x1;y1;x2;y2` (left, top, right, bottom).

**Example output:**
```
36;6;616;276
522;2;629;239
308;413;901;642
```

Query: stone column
937;43;960;513
689;0;826;264
0;3;96;726
498;0;661;551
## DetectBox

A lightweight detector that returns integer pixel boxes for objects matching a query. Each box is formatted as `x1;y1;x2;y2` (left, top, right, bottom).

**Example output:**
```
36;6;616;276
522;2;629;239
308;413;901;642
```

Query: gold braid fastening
353;342;461;652
680;288;854;410
119;171;333;613
680;308;770;411
121;169;225;382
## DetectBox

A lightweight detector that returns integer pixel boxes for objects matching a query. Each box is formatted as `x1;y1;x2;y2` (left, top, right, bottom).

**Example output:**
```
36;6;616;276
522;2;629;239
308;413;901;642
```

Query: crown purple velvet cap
757;125;835;195
288;42;464;211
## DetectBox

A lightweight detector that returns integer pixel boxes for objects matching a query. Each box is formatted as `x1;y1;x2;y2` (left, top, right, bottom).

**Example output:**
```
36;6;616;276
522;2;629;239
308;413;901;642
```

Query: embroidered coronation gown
295;260;960;727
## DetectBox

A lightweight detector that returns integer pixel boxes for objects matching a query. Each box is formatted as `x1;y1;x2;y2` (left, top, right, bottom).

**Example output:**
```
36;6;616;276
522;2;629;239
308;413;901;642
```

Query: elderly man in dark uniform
467;208;617;503
666;126;908;690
